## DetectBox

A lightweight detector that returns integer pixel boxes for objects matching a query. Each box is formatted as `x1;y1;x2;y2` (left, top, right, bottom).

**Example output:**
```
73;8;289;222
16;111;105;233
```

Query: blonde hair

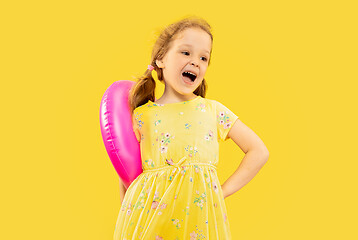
129;16;213;114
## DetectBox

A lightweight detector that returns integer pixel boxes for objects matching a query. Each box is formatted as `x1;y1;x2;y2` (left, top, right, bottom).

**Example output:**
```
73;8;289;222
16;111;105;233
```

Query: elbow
247;148;269;162
264;151;269;161
258;148;269;161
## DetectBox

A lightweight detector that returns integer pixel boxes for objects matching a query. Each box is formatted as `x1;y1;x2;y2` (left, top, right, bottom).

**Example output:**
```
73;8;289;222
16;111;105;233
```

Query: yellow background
1;0;357;239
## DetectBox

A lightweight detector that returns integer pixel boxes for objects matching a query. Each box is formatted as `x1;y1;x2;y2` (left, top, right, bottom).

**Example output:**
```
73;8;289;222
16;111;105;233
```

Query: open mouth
182;71;197;82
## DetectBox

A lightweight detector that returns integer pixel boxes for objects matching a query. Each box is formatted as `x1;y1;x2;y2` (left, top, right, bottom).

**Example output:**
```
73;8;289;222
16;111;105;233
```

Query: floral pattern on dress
144;158;155;168
158;132;175;153
204;129;214;141
184;145;198;158
217;110;233;130
115;97;237;239
194;190;207;210
215;99;239;142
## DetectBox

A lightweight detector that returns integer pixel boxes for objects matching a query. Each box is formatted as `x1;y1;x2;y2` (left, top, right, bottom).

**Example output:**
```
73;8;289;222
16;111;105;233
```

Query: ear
156;59;164;68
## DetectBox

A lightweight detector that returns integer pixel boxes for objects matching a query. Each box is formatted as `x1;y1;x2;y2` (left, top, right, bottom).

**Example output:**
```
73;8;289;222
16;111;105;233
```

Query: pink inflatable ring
99;80;142;189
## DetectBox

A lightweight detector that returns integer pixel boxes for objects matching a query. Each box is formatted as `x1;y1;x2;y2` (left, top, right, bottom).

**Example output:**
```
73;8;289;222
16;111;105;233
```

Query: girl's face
156;27;212;97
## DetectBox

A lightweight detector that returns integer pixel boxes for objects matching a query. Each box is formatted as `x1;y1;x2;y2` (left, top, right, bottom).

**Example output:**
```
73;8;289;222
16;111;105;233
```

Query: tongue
183;76;192;82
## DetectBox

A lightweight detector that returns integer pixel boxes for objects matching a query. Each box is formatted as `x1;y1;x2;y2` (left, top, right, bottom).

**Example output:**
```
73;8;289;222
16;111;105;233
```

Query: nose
191;61;198;67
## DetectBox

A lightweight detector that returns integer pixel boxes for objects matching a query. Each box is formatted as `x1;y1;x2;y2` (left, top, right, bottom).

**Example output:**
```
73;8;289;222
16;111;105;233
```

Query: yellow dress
114;95;239;240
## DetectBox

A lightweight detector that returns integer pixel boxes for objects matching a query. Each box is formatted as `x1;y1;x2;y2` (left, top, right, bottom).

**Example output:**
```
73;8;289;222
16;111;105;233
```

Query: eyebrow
179;44;210;54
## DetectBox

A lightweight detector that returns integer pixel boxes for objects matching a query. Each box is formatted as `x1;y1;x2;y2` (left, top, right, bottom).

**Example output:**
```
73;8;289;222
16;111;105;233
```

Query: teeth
184;71;196;77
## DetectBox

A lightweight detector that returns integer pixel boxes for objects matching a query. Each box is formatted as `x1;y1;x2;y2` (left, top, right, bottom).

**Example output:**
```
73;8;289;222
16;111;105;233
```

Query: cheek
200;66;208;75
171;57;183;66
177;58;187;65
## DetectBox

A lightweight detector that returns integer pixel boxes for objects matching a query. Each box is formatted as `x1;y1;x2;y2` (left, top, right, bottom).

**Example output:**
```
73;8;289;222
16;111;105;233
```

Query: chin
196;79;203;86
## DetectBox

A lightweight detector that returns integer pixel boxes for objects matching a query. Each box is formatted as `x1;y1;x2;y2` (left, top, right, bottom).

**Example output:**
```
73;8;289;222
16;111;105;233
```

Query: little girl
114;16;269;240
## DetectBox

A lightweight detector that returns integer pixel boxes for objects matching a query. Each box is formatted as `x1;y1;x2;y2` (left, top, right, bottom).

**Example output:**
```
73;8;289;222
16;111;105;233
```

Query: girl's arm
221;118;269;199
119;178;127;204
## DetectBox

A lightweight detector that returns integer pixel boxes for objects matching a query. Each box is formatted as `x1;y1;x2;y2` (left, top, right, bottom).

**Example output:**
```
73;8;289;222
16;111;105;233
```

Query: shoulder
202;97;220;105
199;97;215;105
209;99;224;107
197;97;225;113
132;102;148;123
201;98;224;110
133;101;150;114
197;97;216;111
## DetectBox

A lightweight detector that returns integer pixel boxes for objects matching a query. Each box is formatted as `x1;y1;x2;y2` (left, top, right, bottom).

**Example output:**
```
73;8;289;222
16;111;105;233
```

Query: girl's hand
119;179;127;204
221;185;227;199
120;189;127;205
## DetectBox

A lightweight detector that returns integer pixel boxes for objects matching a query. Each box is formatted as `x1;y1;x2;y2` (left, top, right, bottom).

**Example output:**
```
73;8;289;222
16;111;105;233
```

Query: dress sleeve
132;111;141;143
213;100;239;142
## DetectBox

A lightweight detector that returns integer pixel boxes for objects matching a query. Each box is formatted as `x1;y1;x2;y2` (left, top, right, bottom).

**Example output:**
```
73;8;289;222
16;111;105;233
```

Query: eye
181;51;208;62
